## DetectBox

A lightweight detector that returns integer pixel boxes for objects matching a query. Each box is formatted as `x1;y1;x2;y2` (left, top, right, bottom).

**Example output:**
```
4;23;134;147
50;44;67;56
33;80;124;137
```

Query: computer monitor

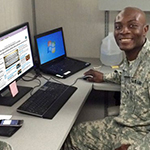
0;22;34;106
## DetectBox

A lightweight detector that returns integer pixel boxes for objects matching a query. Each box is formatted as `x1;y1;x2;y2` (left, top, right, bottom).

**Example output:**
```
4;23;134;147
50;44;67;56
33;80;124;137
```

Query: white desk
0;58;120;150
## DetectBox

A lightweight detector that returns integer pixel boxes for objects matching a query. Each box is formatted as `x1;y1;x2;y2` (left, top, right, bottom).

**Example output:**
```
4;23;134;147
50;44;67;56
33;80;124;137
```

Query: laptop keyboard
17;81;77;119
49;58;87;72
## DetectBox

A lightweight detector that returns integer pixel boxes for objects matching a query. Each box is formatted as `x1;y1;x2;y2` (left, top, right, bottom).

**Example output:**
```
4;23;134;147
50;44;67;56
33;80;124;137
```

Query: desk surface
0;58;120;150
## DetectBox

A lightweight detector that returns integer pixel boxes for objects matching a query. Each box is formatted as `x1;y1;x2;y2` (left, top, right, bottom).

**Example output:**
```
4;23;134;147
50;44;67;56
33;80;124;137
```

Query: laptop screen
35;28;66;65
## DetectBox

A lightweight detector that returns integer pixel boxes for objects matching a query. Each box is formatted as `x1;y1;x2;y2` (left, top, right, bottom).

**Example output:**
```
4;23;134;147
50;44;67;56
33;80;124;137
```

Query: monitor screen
0;22;34;106
35;27;66;65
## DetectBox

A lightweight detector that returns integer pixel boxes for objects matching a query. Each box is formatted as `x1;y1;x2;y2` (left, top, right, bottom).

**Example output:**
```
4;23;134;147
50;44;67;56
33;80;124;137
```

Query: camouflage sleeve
127;132;150;150
103;69;122;84
148;73;150;98
0;141;12;150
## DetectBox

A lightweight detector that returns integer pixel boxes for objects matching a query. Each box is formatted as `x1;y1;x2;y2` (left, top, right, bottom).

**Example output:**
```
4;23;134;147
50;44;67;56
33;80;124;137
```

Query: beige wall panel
35;0;104;58
0;0;34;48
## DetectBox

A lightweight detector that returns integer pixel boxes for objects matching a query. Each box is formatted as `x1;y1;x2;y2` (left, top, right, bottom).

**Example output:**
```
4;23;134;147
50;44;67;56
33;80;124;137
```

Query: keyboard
17;81;77;119
48;57;90;72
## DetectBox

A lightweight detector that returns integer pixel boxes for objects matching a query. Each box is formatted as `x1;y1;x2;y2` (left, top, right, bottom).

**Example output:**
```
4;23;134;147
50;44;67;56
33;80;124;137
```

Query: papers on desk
0;115;12;120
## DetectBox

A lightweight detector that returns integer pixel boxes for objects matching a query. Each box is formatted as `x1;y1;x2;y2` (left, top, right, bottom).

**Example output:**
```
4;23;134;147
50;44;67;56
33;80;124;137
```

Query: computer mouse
82;75;93;80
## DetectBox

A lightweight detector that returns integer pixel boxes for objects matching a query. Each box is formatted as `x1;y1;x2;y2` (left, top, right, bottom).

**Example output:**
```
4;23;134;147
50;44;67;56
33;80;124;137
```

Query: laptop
34;27;91;78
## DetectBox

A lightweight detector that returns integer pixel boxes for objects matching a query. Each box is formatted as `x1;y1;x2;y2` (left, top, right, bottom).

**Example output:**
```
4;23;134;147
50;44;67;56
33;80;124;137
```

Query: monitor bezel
34;27;67;68
0;22;34;94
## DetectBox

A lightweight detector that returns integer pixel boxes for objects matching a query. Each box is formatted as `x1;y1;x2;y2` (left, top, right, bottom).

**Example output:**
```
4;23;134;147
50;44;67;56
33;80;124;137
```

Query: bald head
116;7;147;25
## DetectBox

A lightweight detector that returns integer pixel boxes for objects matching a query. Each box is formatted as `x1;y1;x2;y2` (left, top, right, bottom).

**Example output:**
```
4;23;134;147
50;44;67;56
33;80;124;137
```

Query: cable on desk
40;74;81;87
49;76;93;87
50;76;66;85
29;78;42;96
21;75;42;96
40;74;52;82
70;77;94;87
49;76;84;87
30;69;93;90
70;77;82;86
21;74;37;82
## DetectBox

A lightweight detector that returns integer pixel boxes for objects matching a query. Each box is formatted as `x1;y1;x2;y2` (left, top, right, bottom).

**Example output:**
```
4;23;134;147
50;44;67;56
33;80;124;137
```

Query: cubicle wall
0;0;35;46
99;0;150;11
34;0;104;59
0;0;150;58
33;0;150;58
98;0;150;41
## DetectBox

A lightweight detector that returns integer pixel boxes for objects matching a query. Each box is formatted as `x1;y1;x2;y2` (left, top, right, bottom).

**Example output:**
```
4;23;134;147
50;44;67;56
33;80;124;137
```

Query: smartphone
0;119;24;137
0;119;23;127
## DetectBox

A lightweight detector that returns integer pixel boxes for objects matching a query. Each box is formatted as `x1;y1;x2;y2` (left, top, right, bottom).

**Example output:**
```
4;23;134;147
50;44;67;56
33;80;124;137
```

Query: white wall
35;1;150;58
35;0;104;58
0;0;149;58
99;0;150;11
0;0;34;45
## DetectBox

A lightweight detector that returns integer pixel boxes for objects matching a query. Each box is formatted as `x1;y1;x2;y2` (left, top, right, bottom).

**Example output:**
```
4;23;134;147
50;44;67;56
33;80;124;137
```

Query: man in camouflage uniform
63;7;150;150
0;141;12;150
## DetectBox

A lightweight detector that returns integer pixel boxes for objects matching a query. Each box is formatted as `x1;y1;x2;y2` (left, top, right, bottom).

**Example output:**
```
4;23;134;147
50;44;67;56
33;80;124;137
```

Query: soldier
62;7;150;150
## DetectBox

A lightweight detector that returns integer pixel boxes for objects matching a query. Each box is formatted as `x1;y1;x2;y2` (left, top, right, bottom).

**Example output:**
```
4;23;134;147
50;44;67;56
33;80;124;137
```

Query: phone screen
0;120;19;125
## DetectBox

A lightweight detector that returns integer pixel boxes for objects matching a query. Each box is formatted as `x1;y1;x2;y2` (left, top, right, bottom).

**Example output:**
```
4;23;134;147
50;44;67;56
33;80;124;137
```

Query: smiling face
114;7;149;60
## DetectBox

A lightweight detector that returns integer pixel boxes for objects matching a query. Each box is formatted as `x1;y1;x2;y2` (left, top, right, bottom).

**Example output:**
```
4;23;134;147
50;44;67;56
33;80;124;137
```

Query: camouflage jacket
0;141;12;150
103;38;150;130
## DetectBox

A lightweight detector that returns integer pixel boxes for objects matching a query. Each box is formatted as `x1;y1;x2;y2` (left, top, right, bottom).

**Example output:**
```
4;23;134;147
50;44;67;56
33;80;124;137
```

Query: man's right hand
84;69;104;83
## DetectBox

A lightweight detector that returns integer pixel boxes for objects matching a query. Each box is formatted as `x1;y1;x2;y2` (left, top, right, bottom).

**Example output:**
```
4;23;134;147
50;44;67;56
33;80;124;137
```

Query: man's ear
143;25;149;36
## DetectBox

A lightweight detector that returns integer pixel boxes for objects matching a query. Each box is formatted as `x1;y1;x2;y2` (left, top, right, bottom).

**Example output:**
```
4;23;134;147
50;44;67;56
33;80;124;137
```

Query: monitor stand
0;86;32;106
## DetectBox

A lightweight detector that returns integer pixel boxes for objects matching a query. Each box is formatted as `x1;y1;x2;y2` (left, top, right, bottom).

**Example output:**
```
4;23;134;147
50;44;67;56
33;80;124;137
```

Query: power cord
21;74;41;96
70;77;83;86
21;74;38;82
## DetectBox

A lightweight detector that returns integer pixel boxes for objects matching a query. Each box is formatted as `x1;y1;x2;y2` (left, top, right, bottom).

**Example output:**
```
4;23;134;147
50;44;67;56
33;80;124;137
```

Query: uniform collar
122;38;150;77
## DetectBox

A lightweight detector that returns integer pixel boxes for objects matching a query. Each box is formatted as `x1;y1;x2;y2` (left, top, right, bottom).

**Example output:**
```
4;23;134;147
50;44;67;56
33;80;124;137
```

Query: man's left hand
115;144;130;150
